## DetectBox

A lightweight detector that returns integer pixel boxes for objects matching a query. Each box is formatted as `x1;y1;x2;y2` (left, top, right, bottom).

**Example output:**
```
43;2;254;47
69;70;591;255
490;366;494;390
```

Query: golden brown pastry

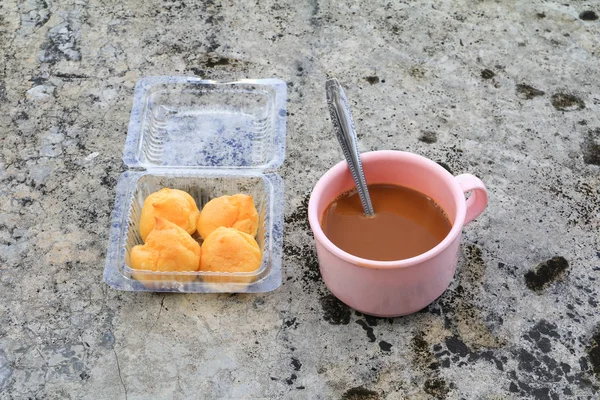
130;217;201;282
139;188;200;241
200;227;262;274
197;194;259;239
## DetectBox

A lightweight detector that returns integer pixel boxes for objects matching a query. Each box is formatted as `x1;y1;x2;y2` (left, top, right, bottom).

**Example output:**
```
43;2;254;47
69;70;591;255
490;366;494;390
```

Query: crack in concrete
176;372;183;395
112;344;127;400
149;295;165;333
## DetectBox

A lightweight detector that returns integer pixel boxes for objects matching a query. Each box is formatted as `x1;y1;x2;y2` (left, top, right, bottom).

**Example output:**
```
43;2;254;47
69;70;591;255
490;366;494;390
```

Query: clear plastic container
104;77;286;292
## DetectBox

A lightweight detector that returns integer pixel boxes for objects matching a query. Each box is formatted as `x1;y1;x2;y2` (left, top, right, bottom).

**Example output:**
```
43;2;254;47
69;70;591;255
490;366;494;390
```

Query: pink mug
308;150;488;317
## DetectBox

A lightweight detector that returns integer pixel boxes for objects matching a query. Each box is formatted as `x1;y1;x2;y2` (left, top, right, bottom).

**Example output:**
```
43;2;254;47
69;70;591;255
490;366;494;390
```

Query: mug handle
455;174;488;225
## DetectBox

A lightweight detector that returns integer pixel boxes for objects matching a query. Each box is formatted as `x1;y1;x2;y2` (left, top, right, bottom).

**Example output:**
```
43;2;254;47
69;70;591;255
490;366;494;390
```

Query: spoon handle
326;78;375;216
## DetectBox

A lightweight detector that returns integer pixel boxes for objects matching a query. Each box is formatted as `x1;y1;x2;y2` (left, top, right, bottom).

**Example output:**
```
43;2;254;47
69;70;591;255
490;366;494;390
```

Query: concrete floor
1;0;599;398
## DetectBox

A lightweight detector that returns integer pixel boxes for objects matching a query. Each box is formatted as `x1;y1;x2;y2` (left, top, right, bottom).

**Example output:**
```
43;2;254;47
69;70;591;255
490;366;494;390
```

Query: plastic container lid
122;76;287;171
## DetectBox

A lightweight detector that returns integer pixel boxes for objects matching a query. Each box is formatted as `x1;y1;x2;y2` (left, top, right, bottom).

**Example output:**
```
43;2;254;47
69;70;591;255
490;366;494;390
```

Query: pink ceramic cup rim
308;150;467;269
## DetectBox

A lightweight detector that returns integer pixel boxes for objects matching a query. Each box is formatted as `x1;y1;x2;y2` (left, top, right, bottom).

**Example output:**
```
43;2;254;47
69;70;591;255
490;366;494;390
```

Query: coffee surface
321;184;452;261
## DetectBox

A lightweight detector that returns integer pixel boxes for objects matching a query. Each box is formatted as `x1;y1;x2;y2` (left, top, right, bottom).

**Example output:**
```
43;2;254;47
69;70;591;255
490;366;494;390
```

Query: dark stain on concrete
284;193;310;232
588;326;600;378
463;244;486;283
524;256;569;291
419;131;437;144
291;357;302;371
205;57;232;68
364;314;378;326
582;128;600;166
551;93;584;111
364;76;380;85
421;244;508;352
285;373;297;385
284;317;298;329
284;243;322;288
409;66;426;79
283;194;325;291
445;336;469;357
0;81;6;102
523;320;559;354
100;166;117;188
410;331;455;396
434;334;505;371
309;0;321;27
424;377;450;398
411;332;433;365
379;340;392;352
579;11;598;21
436;161;453;175
507;319;595;398
320;294;351;325
356;319;376;342
341;387;379;400
190;67;206;78
481;69;495;79
516;84;545;100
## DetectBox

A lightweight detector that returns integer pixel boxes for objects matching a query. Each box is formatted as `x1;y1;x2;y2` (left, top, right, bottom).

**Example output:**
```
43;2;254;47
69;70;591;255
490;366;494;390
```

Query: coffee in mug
321;184;451;261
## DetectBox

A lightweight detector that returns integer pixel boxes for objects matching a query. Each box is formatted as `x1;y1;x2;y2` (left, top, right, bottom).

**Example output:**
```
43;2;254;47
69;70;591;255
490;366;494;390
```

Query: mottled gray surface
1;0;600;399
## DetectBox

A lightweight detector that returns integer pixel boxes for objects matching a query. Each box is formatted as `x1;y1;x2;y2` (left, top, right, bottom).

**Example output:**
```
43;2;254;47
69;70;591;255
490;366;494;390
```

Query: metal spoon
325;78;375;217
